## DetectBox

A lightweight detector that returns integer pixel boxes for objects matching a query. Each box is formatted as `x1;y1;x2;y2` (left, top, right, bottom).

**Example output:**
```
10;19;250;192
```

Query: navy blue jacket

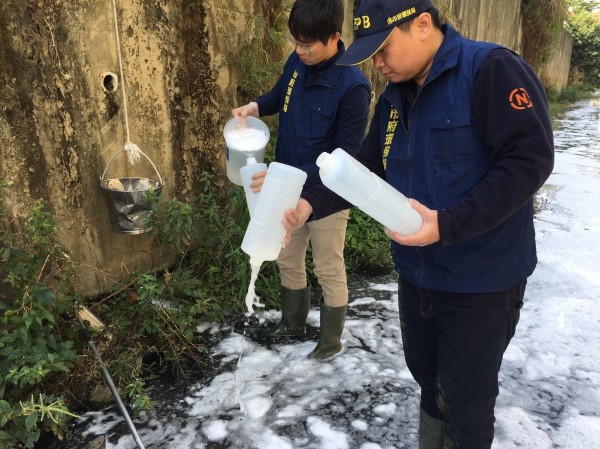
256;41;371;188
303;25;554;292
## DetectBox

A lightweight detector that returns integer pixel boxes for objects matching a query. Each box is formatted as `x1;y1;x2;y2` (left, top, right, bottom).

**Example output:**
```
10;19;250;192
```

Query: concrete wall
541;29;573;90
437;0;523;53
0;0;270;296
437;0;571;91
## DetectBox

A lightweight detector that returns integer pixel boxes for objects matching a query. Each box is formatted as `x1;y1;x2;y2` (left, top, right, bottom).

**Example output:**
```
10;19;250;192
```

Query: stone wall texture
0;0;571;297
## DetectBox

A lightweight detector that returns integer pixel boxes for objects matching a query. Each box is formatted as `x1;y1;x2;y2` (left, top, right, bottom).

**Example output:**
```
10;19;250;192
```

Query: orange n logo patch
509;88;533;110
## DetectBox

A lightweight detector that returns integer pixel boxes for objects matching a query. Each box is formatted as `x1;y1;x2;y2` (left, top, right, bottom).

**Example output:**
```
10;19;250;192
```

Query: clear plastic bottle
239;157;267;217
241;162;307;266
316;148;422;235
223;116;269;186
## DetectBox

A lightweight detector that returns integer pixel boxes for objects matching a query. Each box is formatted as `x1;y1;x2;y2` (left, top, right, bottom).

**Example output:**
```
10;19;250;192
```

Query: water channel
48;97;600;449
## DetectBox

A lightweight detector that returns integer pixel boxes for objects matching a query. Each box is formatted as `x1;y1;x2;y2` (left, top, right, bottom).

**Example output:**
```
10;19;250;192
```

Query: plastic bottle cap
247;156;257;165
316;152;335;171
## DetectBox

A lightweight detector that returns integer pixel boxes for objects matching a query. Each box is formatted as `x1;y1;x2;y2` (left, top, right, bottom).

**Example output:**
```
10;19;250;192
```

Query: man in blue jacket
283;0;554;447
232;0;371;360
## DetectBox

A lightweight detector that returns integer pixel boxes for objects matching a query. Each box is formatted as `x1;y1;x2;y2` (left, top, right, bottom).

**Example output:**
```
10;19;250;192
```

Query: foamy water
225;127;269;153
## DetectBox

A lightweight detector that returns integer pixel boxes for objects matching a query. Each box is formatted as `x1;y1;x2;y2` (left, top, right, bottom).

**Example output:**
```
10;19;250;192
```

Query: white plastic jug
316;148;422;235
223;116;269;186
241;162;307;265
239;157;267;217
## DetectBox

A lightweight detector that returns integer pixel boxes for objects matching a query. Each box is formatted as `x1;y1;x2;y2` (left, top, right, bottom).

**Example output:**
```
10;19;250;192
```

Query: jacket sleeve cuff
438;209;458;245
300;190;321;222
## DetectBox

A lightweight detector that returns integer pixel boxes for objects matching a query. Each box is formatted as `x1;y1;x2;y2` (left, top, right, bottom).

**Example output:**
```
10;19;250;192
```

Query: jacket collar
425;24;461;84
302;40;347;88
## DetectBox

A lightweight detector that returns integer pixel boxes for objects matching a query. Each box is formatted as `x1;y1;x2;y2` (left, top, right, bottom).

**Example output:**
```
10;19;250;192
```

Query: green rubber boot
419;407;445;449
308;302;346;360
271;285;311;337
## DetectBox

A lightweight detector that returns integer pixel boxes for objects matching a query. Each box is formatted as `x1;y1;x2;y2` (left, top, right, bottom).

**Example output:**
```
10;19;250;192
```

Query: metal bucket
100;149;164;234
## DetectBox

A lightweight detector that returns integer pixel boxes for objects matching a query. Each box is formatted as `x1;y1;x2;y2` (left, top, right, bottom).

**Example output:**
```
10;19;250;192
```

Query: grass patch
546;83;598;119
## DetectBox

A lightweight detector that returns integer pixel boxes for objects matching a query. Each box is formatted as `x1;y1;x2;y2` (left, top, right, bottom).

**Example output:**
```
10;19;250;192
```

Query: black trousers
398;278;525;449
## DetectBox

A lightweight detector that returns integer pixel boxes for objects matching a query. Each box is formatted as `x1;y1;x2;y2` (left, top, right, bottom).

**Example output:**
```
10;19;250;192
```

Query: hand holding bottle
317;148;423;236
241;162;307;264
247;170;267;192
384;199;439;247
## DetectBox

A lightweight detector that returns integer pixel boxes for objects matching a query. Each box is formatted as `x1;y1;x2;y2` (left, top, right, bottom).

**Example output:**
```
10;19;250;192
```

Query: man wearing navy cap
284;0;554;447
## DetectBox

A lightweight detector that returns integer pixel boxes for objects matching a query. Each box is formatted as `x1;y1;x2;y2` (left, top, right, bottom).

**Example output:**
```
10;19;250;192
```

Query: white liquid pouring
244;261;265;314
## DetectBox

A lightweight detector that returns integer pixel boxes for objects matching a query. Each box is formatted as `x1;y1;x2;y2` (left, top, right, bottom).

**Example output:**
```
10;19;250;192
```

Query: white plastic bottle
241;162;307;266
239;157;267;217
316;148;422;235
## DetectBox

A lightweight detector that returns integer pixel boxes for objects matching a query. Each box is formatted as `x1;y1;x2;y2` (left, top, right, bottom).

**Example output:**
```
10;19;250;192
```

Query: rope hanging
111;0;142;165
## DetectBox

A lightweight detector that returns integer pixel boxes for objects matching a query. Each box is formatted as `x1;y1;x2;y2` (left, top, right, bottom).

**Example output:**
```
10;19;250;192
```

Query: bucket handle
100;148;163;185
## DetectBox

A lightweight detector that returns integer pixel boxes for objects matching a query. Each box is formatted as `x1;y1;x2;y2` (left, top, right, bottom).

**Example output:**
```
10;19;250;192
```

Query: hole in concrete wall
101;72;119;94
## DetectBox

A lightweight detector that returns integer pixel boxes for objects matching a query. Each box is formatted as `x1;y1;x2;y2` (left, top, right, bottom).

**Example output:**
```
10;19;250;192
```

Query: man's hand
282;198;313;246
385;199;440;247
249;170;267;192
231;102;259;119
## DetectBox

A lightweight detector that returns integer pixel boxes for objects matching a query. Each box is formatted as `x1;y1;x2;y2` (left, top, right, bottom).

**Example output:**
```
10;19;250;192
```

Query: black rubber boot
419;407;445;449
308;302;346;360
271;285;311;337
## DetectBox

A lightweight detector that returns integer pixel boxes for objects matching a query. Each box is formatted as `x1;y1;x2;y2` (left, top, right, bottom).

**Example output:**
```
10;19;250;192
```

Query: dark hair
288;0;344;45
397;7;442;33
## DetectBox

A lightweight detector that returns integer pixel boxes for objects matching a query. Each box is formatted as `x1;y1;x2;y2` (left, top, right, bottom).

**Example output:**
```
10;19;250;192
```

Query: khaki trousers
277;210;349;307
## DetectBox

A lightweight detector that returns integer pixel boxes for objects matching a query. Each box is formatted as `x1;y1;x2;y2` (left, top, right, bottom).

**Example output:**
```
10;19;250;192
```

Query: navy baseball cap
338;0;434;65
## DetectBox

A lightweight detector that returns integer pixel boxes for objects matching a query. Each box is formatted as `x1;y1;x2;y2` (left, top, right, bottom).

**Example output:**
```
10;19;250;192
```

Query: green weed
0;182;79;448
